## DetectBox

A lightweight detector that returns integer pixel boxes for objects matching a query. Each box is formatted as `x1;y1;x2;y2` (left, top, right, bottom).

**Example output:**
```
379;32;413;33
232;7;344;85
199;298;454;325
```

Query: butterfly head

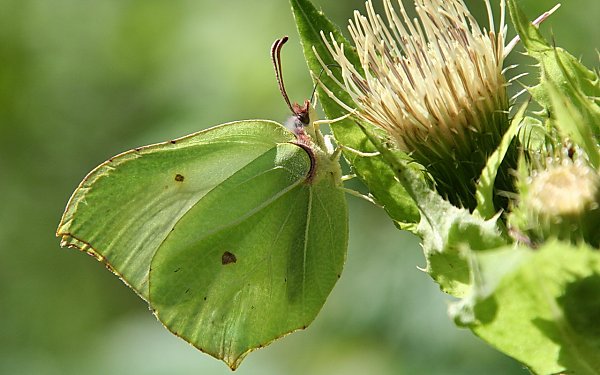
292;99;311;126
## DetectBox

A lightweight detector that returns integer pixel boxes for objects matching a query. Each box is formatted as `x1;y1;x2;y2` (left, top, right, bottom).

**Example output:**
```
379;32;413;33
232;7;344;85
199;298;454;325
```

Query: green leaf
358;123;508;297
290;0;420;229
57;120;348;369
455;242;600;374
546;74;600;169
517;115;547;152
544;67;600;170
507;0;600;165
506;0;553;55
475;102;526;220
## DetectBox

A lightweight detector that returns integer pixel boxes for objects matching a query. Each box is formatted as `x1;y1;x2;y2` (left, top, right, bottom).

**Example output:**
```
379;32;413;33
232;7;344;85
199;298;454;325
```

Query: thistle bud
510;158;600;248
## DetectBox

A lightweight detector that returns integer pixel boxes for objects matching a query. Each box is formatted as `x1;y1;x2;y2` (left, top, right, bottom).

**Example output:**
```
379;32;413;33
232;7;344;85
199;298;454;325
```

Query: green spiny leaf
475;102;526;220
358;123;508;297
453;241;600;374
546;79;600;169
507;0;600;162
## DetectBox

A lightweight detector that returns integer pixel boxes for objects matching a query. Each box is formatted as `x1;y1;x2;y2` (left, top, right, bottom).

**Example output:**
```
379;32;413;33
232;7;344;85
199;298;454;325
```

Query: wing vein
301;187;313;314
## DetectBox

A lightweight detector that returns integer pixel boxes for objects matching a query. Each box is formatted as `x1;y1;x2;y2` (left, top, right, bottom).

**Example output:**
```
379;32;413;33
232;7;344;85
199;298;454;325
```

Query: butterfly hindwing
150;141;348;370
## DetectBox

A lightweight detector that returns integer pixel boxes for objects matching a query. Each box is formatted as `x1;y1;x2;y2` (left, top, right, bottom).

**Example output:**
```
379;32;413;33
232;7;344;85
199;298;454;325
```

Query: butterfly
56;36;348;370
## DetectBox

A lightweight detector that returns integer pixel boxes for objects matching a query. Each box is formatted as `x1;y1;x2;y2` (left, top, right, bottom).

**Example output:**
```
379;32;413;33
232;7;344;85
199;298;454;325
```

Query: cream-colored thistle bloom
318;0;558;208
321;0;509;152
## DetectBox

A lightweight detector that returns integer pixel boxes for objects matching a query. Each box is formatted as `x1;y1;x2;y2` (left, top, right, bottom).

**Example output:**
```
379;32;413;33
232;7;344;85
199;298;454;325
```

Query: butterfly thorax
285;103;342;186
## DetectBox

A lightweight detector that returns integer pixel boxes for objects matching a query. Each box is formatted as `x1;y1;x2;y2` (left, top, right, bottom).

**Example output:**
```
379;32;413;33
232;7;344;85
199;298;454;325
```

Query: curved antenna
309;63;341;104
271;36;295;114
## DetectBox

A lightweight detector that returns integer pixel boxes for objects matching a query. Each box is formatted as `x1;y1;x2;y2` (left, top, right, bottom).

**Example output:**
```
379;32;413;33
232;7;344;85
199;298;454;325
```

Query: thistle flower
319;0;515;209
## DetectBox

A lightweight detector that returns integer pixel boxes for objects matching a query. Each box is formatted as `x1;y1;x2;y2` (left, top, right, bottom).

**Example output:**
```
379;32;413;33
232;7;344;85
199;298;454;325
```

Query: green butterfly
56;36;348;370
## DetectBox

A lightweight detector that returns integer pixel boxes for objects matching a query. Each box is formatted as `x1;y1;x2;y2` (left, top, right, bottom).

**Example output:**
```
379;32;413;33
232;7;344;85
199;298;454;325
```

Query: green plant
291;0;600;373
56;0;600;373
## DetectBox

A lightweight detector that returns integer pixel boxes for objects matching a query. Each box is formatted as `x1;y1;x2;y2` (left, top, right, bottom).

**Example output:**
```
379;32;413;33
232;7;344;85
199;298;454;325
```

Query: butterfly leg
338;144;380;157
327;139;380;161
312;110;356;129
310;110;357;151
341;187;380;206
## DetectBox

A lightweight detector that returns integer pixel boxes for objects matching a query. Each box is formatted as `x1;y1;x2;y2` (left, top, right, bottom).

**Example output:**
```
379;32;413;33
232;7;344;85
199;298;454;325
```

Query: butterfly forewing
57;121;299;299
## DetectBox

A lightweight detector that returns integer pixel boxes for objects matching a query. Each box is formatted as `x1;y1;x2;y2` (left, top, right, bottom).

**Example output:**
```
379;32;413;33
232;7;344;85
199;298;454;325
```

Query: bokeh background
1;0;598;374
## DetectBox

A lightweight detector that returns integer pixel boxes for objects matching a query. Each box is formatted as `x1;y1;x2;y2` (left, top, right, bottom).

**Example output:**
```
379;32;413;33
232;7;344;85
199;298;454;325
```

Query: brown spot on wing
221;251;237;265
175;174;184;182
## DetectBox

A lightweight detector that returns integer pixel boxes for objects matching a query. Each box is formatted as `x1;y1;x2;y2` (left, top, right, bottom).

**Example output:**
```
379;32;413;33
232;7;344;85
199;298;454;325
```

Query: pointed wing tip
227;361;240;371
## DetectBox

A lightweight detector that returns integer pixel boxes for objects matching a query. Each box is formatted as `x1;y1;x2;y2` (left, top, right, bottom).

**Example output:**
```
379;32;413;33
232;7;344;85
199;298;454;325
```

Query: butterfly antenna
271;36;295;115
309;63;340;104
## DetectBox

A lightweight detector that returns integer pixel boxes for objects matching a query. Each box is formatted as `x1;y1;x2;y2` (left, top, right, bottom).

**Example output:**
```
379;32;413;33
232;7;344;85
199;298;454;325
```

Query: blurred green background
1;0;597;374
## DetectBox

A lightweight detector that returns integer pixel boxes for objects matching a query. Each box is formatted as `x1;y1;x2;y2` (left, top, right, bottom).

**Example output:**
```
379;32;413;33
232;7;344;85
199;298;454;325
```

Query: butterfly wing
57;120;298;299
149;140;347;369
57;119;348;369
